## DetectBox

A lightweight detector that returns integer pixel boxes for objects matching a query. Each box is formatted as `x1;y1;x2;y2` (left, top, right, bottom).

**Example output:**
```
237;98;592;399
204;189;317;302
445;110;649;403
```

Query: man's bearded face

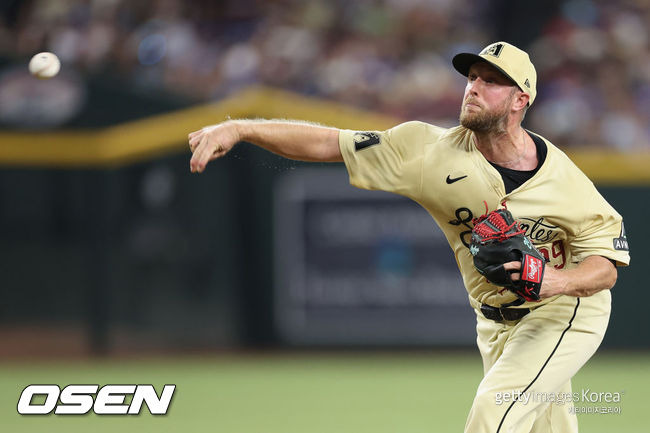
459;90;513;133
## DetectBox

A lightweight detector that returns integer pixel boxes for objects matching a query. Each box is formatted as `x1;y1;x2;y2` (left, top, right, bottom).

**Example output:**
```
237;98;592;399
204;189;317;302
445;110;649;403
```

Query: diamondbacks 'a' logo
613;222;629;251
481;43;503;58
354;132;380;151
524;78;530;88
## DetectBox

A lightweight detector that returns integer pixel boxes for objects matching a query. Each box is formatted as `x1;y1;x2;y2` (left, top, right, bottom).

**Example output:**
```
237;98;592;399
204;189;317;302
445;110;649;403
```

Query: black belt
480;303;531;322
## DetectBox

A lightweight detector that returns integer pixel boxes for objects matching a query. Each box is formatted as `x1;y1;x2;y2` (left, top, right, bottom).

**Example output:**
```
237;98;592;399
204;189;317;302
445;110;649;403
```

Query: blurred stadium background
0;0;648;432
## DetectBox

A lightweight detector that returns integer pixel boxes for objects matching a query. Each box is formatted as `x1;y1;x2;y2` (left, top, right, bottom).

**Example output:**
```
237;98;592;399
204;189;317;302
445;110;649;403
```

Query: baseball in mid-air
28;52;60;79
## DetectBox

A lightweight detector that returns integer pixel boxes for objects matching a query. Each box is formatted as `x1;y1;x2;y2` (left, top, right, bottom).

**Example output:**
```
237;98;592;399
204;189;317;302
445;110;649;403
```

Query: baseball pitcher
188;41;630;433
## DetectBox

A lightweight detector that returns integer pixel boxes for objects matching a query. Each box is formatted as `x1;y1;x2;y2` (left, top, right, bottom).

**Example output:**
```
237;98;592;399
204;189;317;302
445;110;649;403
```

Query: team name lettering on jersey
448;207;475;248
448;207;567;268
518;217;560;243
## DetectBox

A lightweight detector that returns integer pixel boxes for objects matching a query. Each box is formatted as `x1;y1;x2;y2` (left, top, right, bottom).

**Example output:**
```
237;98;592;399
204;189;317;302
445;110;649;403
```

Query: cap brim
452;53;485;76
452;53;519;89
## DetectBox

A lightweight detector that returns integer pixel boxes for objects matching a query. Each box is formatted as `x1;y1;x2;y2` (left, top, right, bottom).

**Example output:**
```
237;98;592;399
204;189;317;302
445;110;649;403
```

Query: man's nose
468;78;483;94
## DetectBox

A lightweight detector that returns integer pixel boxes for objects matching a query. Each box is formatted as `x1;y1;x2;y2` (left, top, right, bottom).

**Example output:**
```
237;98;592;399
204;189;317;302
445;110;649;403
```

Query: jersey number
538;240;566;269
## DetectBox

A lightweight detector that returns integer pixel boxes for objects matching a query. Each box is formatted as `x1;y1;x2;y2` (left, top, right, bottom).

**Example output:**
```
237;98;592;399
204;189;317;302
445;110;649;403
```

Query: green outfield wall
0;87;647;352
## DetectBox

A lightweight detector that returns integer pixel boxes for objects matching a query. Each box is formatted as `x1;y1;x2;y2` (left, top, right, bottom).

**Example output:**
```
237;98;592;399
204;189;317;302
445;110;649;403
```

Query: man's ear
512;90;530;112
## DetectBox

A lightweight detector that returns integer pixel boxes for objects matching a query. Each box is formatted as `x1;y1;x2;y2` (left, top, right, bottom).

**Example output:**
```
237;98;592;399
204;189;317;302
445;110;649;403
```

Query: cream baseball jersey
339;121;630;307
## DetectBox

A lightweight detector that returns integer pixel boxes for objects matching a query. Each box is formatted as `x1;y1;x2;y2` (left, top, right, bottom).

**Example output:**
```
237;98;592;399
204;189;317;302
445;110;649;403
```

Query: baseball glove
470;207;545;302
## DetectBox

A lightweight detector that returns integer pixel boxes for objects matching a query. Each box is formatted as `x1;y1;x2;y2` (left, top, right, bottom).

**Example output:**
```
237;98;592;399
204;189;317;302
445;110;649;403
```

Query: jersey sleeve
339;121;444;199
569;187;630;267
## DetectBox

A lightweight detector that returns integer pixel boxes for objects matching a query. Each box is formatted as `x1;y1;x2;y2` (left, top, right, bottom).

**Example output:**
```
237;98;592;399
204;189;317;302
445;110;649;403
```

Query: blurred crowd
2;0;650;150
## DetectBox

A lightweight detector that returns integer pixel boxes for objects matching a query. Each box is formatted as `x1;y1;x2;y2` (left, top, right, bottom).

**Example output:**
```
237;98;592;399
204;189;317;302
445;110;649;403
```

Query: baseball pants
464;289;611;433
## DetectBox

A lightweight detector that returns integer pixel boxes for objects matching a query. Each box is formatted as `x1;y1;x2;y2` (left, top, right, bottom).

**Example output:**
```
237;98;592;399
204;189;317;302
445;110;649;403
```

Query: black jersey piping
495;298;581;433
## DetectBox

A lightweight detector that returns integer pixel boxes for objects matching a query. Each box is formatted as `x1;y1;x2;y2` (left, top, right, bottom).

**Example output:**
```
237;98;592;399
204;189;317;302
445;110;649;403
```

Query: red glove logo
524;255;543;283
